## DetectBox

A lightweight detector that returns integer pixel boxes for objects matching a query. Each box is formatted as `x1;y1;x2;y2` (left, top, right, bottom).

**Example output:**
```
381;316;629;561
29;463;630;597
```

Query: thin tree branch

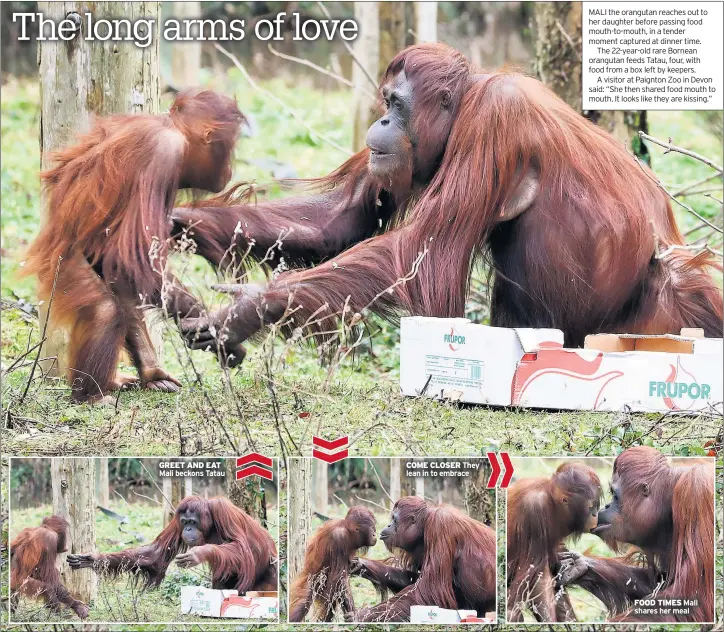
640;132;723;173
317;1;379;90
268;44;377;101
215;43;352;157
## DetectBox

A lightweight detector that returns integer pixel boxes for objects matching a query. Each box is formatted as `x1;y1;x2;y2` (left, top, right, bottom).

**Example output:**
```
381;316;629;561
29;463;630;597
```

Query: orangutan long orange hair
10;515;89;619
66;496;278;593
172;43;722;365
24;89;243;402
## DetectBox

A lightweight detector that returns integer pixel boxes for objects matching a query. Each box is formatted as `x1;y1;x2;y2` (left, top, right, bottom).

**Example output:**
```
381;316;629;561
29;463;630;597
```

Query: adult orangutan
563;447;714;622
289;505;377;622
24;89;244;402
172;43;722;365
348;495;496;622
66;497;277;593
10;515;89;619
507;462;602;622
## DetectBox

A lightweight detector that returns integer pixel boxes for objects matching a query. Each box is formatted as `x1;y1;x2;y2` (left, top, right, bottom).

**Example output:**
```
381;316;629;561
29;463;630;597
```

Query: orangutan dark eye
441;90;452;108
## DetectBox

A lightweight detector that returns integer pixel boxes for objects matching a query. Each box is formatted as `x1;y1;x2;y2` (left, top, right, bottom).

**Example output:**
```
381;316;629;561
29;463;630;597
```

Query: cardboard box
400;317;723;413
410;605;484;623
180;587;278;620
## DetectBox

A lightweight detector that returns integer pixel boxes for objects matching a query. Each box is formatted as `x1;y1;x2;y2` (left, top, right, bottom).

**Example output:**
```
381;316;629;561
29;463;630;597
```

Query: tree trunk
288;458;312;584
587;110;650;163
534;3;650;160
534;1;582;111
379;3;408;69
414;476;425;498
312;460;328;516
38;1;161;376
170;1;201;88
352;2;380;151
162;478;182;527
226;459;268;527
52;458;96;602
414;2;438;42
97;457;109;507
464;461;495;526
184;477;193;498
389;459;401;505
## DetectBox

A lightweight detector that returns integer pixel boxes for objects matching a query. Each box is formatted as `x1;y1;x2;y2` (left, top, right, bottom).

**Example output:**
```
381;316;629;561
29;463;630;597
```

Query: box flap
513;328;565;353
584;333;699;354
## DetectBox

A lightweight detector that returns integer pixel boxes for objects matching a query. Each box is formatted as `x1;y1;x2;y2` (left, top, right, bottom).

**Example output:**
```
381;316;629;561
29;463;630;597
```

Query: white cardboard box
410;605;494;624
180;586;278;620
400;317;723;413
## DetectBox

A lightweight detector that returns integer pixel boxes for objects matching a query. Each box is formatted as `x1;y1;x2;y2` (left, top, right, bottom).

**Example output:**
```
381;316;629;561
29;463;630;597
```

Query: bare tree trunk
288;458;312;585
184;477;193;498
414;476;425;498
312;460;328;516
52;458;97;602
464;461;495;525
534;3;649;159
379;3;408;69
352;2;380;151
170;1;201;88
226;459;268;527
534;1;582;111
162;478;182;527
414;2;438;42
389;459;401;505
38;1;161;375
97;457;109;507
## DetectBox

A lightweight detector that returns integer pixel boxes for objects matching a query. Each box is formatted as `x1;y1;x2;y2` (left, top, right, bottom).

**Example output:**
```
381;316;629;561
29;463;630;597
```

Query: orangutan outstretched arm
564;555;655;616
179;227;417;365
171;165;396;274
351;558;417;594
66;541;175;589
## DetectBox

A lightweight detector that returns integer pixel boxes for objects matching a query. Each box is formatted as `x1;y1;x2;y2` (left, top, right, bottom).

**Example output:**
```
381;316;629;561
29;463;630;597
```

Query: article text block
583;2;723;110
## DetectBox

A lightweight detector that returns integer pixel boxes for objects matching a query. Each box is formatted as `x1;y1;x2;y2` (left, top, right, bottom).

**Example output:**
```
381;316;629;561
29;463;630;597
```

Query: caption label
405;460;482;478
583;2;723;109
158;459;225;478
12;12;358;48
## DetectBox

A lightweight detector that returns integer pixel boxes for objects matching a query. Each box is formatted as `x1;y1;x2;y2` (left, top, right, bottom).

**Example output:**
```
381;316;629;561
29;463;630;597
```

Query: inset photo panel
287;456;497;624
505;448;715;624
8;456;279;624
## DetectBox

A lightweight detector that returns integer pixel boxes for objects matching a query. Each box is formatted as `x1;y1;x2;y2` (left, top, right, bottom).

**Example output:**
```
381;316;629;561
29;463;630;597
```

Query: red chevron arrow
312;435;349;450
312;448;349;464
486;452;514;488
486;452;501;488
236;465;274;481
500;452;514;488
236;453;273;468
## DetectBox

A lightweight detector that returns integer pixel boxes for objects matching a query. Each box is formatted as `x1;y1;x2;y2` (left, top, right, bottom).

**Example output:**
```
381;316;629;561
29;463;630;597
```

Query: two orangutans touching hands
26;42;722;403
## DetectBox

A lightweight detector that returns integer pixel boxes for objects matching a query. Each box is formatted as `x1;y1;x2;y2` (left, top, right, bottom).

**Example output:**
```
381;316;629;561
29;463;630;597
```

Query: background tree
51;458;96;603
389;459;401;504
226;459;269;527
288;459;312;587
534;1;648;159
169;1;201;88
96;457;109;508
312;460;328;516
37;0;160;376
162;478;182;527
